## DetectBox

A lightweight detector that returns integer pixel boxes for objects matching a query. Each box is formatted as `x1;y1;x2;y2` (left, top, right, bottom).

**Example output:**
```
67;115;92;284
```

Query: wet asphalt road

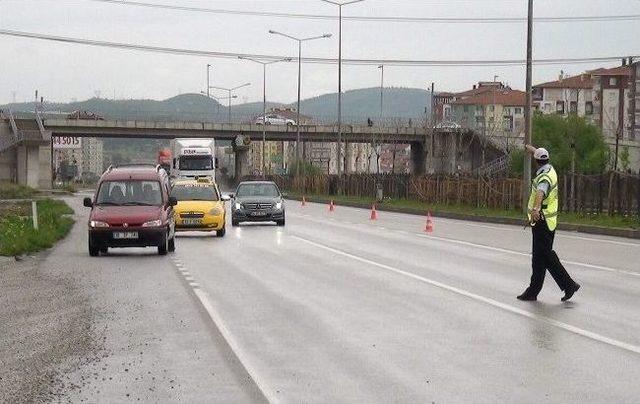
11;195;640;403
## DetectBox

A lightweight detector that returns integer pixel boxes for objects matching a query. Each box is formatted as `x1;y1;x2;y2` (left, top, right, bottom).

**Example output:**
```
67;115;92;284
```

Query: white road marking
292;235;640;355
191;288;279;403
169;258;276;402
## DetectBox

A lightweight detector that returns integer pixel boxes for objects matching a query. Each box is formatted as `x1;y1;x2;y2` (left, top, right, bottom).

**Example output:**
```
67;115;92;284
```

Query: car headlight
209;207;223;215
275;201;282;210
234;202;241;210
142;219;163;227
89;220;109;228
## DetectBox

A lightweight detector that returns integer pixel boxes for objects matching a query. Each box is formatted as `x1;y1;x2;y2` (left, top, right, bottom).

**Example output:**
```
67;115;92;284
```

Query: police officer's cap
534;148;549;161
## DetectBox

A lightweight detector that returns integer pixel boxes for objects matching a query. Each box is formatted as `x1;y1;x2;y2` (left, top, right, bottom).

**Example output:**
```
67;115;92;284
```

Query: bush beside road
0;182;38;199
0;199;74;256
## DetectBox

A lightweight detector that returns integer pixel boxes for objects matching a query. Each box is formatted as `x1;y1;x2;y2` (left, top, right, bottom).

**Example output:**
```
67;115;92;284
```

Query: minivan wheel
216;226;226;237
168;235;175;252
158;233;168;255
276;218;285;227
231;219;239;227
88;237;100;257
99;246;108;254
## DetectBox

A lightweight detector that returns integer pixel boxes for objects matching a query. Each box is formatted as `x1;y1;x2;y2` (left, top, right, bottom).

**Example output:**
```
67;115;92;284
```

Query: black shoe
517;292;537;301
561;283;580;302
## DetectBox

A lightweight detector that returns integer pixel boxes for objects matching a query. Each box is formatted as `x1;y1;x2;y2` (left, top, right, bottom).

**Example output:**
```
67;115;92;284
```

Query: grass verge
0;199;74;256
0;182;38;199
294;193;640;230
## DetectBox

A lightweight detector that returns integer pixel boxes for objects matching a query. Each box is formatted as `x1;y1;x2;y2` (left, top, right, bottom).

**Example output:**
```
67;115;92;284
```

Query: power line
86;0;640;24
1;29;637;67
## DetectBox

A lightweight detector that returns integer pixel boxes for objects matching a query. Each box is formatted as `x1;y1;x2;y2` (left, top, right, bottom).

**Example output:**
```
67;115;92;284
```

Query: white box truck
171;139;216;180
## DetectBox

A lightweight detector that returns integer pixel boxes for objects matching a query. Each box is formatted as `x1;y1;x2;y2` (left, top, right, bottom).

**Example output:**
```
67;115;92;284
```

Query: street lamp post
377;64;384;174
206;64;212;99
238;56;291;177
200;91;236;121
209;83;251;123
320;0;365;179
268;30;331;179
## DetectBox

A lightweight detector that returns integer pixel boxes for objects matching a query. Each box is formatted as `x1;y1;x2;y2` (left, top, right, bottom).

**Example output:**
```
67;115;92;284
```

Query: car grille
243;203;273;210
108;222;143;227
180;212;205;218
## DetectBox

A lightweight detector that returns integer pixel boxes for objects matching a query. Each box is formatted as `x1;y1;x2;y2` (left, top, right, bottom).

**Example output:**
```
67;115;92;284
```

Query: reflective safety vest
528;165;559;231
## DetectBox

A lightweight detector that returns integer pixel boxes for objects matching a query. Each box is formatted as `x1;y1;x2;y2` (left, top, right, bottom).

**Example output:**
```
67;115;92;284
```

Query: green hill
2;87;431;123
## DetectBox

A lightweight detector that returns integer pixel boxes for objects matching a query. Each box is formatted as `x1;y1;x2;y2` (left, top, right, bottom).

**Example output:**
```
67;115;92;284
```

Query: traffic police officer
517;145;580;302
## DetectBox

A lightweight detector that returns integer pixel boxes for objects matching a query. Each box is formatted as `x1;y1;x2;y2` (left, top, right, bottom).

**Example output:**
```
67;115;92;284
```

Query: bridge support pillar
0;148;16;183
16;145;51;189
234;146;252;180
410;141;426;175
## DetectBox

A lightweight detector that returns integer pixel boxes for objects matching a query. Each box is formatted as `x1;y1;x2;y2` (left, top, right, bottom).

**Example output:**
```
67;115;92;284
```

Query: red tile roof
454;86;495;98
591;65;632;77
533;73;594;89
451;88;526;106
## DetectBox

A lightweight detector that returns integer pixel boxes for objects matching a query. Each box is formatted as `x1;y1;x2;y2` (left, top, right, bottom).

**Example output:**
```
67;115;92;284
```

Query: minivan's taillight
90;220;109;228
142;219;162;227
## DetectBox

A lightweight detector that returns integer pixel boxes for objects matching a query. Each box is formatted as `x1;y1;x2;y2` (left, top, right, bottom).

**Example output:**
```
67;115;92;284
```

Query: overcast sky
1;0;638;105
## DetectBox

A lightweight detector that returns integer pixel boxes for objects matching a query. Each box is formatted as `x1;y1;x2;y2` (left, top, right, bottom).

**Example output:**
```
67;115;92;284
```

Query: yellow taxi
171;178;228;237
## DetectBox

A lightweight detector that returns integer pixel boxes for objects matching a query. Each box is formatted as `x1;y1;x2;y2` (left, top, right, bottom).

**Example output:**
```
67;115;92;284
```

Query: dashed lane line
292;235;640;356
170;256;277;403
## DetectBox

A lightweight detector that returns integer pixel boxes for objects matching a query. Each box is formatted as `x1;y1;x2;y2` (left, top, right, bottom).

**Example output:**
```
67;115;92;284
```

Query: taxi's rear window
171;184;219;201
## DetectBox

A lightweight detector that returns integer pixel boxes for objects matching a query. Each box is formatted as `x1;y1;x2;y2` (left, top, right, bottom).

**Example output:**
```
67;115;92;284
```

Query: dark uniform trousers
528;219;576;295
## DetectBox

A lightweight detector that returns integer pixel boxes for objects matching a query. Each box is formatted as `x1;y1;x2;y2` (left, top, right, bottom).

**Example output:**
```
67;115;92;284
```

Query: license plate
113;231;138;239
182;218;202;225
250;211;267;217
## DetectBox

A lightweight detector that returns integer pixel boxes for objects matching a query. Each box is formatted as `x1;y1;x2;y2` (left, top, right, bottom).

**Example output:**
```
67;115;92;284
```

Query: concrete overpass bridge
1;113;505;189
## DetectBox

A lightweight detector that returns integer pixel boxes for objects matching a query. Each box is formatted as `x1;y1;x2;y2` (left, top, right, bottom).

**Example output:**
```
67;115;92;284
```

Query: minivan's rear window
96;180;163;206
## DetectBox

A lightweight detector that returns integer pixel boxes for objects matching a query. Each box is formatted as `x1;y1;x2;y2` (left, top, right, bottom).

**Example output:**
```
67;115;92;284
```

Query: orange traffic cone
424;211;434;233
370;204;378;220
301;196;306;207
329;200;335;212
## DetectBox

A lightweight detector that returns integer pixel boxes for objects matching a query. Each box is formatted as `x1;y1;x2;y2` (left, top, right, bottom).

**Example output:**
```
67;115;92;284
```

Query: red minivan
83;164;177;256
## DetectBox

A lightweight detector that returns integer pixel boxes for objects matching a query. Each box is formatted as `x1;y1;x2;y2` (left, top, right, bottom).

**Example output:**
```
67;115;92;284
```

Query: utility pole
377;64;384;174
429;82;435;173
522;0;534;213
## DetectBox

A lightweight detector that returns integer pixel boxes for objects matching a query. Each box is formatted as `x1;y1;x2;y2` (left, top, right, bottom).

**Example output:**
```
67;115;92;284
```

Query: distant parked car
435;121;461;129
255;114;295;126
